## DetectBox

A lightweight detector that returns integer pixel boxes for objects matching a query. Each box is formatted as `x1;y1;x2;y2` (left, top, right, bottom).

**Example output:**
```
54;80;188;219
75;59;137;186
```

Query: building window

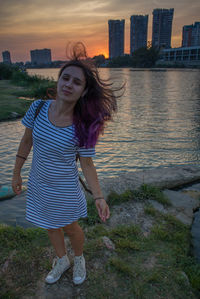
191;49;197;55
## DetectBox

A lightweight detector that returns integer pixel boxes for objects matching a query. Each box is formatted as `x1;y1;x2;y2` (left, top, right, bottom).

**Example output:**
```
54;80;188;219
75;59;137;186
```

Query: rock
162;190;200;225
100;166;200;197
191;208;200;263
102;236;115;250
182;183;200;192
182;190;200;201
107;201;154;233
147;200;167;214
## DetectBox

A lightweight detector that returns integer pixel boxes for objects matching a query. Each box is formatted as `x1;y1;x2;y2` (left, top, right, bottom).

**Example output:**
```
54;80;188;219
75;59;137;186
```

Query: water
1;68;200;185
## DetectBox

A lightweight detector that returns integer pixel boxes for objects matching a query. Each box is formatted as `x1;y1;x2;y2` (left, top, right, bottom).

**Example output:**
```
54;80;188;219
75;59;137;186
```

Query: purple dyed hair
57;43;122;148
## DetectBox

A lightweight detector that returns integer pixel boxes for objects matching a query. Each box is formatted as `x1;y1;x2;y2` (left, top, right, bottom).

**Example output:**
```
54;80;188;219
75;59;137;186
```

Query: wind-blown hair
58;42;123;148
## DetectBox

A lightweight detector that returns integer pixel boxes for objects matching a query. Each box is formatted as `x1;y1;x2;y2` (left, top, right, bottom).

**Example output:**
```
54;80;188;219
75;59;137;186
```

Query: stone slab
162;189;200;225
100;165;200;197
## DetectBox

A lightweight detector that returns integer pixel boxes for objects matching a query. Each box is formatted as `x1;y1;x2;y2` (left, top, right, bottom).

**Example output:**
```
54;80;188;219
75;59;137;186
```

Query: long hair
57;42;123;148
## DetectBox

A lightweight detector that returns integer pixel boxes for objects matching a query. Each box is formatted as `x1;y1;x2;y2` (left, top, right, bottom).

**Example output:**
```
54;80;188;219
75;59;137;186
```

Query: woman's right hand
12;174;22;195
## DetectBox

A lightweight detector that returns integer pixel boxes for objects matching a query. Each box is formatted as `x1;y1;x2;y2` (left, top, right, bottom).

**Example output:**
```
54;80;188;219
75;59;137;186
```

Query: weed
140;184;171;206
108;256;133;277
115;238;141;251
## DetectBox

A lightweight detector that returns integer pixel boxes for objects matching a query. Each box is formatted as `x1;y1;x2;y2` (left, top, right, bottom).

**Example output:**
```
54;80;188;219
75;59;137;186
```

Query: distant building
159;46;200;67
152;8;174;49
182;22;200;47
108;19;125;59
30;48;52;65
2;51;12;64
130;15;148;54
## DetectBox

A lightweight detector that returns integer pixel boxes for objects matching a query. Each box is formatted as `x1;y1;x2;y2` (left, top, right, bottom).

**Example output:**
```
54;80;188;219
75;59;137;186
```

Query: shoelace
49;258;63;277
52;257;58;268
74;259;84;277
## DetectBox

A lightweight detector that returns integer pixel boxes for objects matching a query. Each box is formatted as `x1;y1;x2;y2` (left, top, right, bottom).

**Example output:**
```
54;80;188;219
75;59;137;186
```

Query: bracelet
16;154;27;160
94;197;104;201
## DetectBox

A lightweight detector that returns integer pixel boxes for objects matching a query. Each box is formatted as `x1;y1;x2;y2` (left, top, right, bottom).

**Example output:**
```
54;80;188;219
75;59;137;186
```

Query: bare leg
47;228;66;258
63;221;84;256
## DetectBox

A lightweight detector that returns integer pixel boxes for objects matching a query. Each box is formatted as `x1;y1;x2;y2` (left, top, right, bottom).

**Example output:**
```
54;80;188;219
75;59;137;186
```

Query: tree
92;55;106;67
132;47;160;67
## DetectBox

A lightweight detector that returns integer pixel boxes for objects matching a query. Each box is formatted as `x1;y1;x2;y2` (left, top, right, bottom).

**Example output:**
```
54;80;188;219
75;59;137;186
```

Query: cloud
0;0;199;61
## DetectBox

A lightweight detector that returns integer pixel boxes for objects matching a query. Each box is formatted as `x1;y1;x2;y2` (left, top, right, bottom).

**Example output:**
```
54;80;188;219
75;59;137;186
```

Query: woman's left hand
95;198;110;222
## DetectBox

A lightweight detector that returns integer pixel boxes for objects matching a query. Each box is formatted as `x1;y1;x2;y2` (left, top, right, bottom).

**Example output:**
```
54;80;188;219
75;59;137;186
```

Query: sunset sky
0;0;199;62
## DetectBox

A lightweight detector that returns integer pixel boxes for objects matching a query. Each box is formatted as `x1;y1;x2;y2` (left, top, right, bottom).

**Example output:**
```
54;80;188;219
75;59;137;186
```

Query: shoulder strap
34;100;45;120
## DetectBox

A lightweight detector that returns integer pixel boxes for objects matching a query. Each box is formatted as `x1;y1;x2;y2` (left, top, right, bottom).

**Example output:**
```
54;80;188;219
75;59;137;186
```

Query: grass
107;184;171;208
80;184;171;228
0;188;200;298
0;80;33;121
0;76;56;121
0;224;51;298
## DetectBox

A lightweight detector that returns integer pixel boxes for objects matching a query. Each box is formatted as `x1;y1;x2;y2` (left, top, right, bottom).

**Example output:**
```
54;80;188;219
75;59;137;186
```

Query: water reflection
0;69;200;185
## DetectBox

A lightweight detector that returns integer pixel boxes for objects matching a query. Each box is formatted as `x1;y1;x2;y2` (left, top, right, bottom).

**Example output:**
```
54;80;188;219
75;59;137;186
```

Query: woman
12;43;118;285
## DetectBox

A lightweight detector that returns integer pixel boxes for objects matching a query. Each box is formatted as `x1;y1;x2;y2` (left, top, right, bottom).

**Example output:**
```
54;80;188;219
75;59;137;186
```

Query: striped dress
22;99;95;229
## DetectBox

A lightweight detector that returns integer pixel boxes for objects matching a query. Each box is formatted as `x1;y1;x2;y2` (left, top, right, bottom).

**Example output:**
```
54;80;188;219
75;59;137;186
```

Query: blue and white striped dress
22;99;95;229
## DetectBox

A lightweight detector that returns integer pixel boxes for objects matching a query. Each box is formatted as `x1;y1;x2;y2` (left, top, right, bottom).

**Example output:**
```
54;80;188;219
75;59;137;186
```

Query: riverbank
0;80;33;121
1;166;200;298
0;63;56;121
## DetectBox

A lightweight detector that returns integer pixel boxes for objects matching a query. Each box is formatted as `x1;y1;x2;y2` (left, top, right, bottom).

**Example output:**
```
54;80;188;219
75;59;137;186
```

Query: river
0;68;200;185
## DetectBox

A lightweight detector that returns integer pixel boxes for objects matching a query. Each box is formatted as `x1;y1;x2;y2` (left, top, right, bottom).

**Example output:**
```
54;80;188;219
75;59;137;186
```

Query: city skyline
0;0;199;62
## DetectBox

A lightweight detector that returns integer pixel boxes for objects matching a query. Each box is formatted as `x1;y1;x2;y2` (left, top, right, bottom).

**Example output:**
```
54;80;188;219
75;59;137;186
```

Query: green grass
0;77;56;121
0;224;50;298
83;217;200;299
0;80;33;121
1;188;200;298
107;184;171;208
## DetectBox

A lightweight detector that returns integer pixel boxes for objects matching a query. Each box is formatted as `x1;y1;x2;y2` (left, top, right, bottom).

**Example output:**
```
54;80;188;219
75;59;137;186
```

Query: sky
0;0;199;62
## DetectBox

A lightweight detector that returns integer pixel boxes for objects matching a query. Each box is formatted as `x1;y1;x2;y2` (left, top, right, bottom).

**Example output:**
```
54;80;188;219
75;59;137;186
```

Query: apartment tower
30;48;52;65
130;15;148;54
108;19;125;58
182;22;200;47
152;8;174;48
2;51;12;64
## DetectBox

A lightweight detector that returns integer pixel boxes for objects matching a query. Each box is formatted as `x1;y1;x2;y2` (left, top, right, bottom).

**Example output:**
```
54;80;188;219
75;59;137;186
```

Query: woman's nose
65;80;73;87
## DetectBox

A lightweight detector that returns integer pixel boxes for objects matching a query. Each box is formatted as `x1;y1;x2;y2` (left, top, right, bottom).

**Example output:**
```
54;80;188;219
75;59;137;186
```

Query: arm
12;127;33;195
79;156;110;222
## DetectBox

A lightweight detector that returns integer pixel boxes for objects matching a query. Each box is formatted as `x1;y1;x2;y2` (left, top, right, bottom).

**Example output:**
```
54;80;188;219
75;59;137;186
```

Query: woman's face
57;65;87;103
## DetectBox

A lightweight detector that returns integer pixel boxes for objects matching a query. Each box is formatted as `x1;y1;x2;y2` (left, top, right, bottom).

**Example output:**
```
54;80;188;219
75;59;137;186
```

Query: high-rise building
130;15;148;54
152;8;174;48
30;48;52;65
108;19;125;59
182;22;200;47
2;51;12;64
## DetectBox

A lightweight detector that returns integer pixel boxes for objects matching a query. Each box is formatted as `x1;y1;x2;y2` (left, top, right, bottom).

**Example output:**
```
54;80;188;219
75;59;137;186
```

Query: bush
0;63;19;79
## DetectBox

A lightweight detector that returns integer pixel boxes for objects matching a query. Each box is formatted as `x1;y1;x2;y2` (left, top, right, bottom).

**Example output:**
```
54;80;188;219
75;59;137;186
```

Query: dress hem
25;215;87;230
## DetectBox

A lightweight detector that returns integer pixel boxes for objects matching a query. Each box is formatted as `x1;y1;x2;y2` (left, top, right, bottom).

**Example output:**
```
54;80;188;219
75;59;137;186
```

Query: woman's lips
62;90;72;95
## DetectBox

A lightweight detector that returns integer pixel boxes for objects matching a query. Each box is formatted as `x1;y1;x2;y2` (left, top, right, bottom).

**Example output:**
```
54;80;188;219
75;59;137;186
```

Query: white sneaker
73;255;86;285
45;255;70;284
